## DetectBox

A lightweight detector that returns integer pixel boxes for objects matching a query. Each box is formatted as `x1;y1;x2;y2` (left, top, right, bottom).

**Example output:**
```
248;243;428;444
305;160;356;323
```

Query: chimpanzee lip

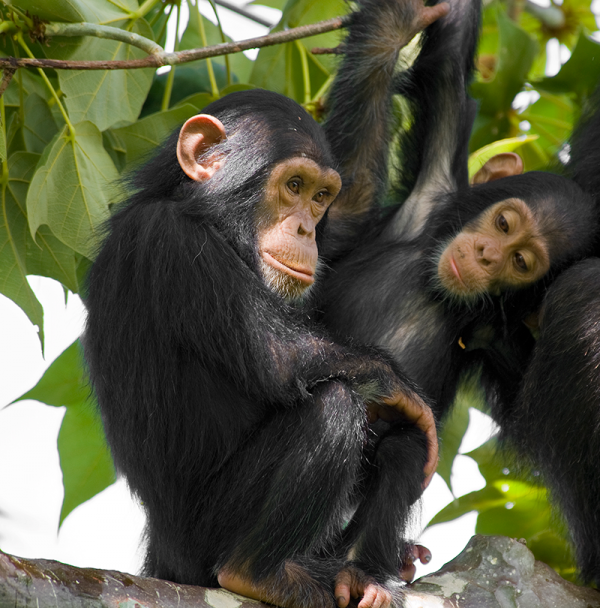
262;252;315;285
450;255;465;286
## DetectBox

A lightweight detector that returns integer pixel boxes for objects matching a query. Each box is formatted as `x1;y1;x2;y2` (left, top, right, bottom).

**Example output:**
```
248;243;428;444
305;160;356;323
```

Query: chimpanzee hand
366;392;438;489
334;565;392;608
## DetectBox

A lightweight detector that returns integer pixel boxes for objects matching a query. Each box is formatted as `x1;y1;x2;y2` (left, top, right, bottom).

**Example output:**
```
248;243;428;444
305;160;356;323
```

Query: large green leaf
179;2;253;84
110;103;200;167
7;0;137;24
0;152;44;340
48;19;155;131
12;340;116;526
23;94;59;155
26;226;80;294
471;11;538;150
58;401;116;525
250;0;344;99
26;121;118;259
436;392;470;495
140;64;226;118
535;33;600;102
520;92;574;158
428;439;577;580
468;135;539;177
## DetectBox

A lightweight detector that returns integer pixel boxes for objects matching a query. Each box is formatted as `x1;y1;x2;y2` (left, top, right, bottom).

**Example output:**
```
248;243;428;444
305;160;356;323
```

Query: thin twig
0;15;351;71
0;67;15;97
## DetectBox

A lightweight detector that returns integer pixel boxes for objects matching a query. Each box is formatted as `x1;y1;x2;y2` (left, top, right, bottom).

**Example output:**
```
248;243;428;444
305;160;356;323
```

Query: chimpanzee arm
92;199;428;412
322;0;449;242
390;0;480;237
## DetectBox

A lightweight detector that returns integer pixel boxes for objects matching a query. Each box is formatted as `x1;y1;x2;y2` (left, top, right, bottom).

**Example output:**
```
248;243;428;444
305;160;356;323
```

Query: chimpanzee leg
216;380;370;608
342;423;428;580
509;258;600;585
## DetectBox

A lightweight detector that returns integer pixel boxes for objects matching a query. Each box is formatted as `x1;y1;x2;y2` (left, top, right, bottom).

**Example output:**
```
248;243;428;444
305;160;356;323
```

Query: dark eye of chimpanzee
496;215;509;233
287;179;301;193
314;191;328;204
514;252;528;271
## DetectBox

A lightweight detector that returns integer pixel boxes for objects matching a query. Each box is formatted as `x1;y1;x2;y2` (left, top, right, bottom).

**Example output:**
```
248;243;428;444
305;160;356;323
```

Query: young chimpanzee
83;82;445;608
318;0;600;585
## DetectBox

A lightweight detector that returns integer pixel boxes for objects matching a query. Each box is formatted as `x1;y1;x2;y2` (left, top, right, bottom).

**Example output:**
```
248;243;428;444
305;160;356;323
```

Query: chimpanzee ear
177;114;227;181
471;152;524;185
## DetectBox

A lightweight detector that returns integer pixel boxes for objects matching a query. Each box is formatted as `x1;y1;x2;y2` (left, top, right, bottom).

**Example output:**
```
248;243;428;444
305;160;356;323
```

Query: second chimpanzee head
175;89;342;300
429;153;597;303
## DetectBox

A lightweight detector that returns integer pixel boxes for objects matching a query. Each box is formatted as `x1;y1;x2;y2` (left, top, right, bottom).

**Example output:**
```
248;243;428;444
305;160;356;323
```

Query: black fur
84;88;429;608
318;0;600;586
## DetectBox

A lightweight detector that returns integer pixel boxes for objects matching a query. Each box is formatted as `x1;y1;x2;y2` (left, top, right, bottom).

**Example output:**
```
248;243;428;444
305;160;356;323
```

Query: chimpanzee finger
381;393;439;486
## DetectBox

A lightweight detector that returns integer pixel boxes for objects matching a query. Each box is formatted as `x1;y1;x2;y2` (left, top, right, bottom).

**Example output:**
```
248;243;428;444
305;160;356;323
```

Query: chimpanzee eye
287;179;301;193
314;191;329;205
496;215;509;233
514;252;528;271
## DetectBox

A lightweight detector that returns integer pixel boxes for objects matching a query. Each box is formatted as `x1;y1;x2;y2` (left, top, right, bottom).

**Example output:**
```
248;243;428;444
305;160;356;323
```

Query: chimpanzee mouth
261;252;315;285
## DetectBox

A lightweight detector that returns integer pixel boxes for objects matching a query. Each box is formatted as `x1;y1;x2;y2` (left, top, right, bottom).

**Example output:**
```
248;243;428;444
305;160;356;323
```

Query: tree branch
2;537;599;608
0;15;351;71
44;22;164;55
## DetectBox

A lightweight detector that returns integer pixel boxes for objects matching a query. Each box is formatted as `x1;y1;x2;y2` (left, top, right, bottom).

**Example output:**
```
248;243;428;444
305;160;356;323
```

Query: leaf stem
17;35;75;136
295;40;311;105
195;1;219;98
132;0;164;21
207;0;231;86
161;1;181;111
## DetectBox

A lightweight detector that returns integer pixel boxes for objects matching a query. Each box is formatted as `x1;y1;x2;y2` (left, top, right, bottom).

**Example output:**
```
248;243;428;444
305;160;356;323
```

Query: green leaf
428;437;577;579
471;11;538;150
14;340;87;407
3;65;49;109
140;64;225;117
250;0;344;98
521;92;574;157
7;0;137;24
58;401;116;526
23;93;59;155
436;393;470;494
12;340;117;526
50;19;155;131
26;226;80;294
26;121;118;259
0;152;44;341
110;103;200;167
179;3;252;84
535;33;600;102
250;0;286;8
468;135;539;178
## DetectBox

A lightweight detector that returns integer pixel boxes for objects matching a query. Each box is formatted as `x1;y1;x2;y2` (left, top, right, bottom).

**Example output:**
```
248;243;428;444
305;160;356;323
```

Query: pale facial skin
438;198;550;298
256;157;341;300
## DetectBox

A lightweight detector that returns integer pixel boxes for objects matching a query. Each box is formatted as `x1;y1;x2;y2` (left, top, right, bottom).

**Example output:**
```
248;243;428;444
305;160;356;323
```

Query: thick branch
2;538;599;608
0;15;351;71
44;22;164;55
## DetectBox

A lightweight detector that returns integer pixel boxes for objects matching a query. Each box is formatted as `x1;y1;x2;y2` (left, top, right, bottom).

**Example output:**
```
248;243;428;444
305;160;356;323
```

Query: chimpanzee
317;0;600;586
83;80;449;608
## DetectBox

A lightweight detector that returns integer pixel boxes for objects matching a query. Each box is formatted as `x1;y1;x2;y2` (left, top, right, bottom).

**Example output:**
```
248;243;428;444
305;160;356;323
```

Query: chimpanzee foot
400;544;432;582
218;563;336;608
334;565;393;608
